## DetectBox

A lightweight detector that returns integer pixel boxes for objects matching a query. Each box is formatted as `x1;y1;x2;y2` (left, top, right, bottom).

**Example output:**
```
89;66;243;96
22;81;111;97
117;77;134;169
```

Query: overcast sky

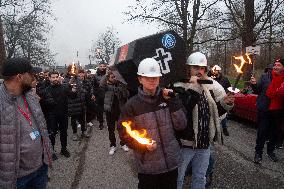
49;0;159;66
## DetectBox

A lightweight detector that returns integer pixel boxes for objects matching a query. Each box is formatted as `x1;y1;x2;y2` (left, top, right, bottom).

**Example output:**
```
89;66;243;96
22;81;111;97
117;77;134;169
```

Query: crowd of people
0;53;283;189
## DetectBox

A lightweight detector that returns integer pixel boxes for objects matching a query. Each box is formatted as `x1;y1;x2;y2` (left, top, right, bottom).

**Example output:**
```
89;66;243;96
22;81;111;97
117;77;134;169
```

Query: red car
230;93;258;123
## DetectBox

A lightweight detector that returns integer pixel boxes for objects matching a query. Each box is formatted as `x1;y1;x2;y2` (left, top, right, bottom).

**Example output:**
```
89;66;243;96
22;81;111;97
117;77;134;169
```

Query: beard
21;83;32;94
52;80;60;85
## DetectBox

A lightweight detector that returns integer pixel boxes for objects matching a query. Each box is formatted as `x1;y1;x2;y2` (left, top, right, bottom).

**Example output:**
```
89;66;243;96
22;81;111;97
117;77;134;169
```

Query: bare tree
223;0;284;79
1;0;55;67
124;0;220;55
0;16;6;77
90;27;121;64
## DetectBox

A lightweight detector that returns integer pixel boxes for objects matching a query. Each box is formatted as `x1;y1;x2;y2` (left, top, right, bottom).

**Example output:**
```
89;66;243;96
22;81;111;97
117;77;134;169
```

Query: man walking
95;62;107;130
0;58;52;189
174;52;234;189
42;70;71;159
251;58;284;163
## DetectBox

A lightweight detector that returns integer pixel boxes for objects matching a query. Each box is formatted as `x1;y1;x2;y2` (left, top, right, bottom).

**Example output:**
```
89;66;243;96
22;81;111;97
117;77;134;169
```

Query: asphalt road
48;119;284;189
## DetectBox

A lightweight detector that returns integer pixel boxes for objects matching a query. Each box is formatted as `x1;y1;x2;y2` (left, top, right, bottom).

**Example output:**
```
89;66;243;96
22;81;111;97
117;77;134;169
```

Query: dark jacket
36;79;51;116
42;84;70;116
252;72;272;111
63;76;86;116
83;76;99;109
100;80;129;118
214;74;231;92
118;87;187;174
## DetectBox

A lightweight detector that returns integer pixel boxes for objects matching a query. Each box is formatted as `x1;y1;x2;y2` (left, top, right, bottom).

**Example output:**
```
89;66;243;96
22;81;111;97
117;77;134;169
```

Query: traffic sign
246;46;260;55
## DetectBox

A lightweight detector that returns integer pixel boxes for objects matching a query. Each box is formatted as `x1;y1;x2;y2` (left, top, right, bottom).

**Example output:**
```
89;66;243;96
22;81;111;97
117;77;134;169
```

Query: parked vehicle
230;93;258;123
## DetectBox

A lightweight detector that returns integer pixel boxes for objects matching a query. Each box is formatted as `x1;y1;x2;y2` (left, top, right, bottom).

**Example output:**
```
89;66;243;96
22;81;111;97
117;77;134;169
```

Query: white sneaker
109;146;117;155
121;145;129;152
87;122;94;127
77;124;81;128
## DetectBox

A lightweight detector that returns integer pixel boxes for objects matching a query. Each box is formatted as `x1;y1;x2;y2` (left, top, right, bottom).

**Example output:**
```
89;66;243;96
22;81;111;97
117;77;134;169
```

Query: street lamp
88;55;91;65
96;48;105;63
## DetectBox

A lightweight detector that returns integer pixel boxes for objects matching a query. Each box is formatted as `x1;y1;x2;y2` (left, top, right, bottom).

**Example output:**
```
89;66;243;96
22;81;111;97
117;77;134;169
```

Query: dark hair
78;69;85;74
49;70;60;77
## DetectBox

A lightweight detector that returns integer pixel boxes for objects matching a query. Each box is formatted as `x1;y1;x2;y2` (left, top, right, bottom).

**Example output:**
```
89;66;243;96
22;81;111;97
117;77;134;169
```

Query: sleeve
252;74;265;95
266;79;278;98
167;96;187;131
117;103;148;153
276;81;284;96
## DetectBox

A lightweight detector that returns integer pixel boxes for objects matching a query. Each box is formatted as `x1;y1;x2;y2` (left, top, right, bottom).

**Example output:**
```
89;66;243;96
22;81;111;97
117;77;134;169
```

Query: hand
71;86;77;92
189;76;198;84
223;93;235;105
250;76;257;85
162;88;173;100
91;95;96;101
146;141;157;151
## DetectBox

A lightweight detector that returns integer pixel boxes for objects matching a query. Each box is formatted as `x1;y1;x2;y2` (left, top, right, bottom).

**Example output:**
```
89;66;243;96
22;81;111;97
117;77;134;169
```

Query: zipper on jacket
154;109;169;170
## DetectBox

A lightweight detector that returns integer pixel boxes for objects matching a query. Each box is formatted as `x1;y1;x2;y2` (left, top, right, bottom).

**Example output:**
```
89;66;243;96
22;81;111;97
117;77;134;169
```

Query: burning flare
71;63;76;75
233;54;252;73
122;121;154;145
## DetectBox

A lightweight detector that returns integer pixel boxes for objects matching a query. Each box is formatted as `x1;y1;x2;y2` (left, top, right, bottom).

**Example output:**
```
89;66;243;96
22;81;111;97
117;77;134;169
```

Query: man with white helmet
173;52;234;189
118;58;187;189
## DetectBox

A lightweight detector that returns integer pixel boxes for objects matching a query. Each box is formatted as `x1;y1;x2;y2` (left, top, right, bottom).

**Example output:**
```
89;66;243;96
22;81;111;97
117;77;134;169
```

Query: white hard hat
186;52;207;67
137;58;162;77
212;65;221;71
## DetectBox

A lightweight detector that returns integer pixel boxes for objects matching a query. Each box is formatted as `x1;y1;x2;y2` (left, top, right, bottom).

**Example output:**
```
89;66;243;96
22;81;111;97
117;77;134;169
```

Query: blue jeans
177;148;210;189
221;117;227;129
17;164;48;189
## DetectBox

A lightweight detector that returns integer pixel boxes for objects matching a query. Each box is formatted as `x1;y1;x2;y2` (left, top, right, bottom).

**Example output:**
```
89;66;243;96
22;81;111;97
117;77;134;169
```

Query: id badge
29;130;40;140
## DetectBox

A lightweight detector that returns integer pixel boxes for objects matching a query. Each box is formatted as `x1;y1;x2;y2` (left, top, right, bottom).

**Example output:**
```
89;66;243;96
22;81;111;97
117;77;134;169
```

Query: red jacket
277;81;284;96
266;71;284;110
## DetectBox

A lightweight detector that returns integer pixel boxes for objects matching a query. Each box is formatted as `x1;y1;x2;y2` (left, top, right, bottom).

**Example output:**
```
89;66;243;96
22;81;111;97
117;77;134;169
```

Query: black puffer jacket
63;76;87;116
42;84;70;116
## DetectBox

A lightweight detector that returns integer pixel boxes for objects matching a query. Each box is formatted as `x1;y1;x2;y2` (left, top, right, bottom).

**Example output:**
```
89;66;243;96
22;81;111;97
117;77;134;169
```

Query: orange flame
233;54;252;73
71;63;76;75
122;121;154;145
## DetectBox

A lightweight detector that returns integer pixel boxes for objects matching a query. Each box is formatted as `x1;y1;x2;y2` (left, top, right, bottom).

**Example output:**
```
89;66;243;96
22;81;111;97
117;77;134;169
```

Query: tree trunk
0;16;6;78
242;0;255;80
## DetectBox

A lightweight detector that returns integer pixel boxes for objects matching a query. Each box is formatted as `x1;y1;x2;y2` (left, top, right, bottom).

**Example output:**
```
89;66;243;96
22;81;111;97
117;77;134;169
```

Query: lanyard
17;96;32;126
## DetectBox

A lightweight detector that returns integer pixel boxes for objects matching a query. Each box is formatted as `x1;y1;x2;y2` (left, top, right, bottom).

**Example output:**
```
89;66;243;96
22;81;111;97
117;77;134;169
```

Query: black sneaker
254;153;262;164
267;153;278;162
52;153;58;161
60;149;70;158
223;127;229;136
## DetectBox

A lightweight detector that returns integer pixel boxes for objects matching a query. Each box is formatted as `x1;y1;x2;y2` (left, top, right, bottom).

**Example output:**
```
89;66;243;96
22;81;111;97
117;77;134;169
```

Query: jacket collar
137;86;161;104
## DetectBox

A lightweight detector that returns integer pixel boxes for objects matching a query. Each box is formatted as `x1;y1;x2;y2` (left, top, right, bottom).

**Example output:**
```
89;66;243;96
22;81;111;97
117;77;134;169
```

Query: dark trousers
255;111;277;154
47;114;68;150
17;164;48;189
71;114;86;134
86;109;96;123
96;99;104;125
138;168;178;189
106;111;124;147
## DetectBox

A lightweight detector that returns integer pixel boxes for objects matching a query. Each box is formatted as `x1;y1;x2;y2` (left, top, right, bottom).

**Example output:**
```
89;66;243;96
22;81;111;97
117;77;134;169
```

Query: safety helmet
186;52;207;67
137;58;162;77
212;65;221;71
